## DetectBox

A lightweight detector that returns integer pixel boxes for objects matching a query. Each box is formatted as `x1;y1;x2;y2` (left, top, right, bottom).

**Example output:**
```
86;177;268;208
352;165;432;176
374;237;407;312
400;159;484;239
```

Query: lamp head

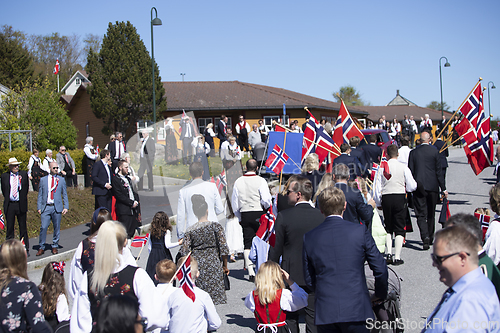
493;85;497;89
152;17;162;26
444;62;451;67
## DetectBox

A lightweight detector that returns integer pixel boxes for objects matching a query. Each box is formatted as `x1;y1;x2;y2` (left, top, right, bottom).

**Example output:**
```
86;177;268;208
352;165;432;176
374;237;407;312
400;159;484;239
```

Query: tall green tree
0;78;77;150
333;85;369;106
86;21;166;137
0;26;34;88
426;101;450;111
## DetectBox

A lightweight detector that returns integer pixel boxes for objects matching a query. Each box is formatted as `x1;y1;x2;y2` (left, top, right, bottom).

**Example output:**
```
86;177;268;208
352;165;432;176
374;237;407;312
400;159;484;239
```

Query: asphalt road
26;145;496;332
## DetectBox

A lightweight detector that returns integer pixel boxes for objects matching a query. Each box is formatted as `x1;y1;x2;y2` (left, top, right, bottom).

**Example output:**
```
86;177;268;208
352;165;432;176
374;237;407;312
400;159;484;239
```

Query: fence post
8;133;11;152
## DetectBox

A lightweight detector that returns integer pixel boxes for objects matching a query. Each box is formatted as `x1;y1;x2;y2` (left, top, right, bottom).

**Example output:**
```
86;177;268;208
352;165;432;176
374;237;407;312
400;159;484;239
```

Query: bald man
408;131;447;250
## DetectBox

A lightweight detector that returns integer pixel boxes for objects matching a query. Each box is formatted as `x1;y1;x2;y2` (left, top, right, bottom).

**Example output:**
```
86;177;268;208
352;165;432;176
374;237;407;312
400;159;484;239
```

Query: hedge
0;149;86;175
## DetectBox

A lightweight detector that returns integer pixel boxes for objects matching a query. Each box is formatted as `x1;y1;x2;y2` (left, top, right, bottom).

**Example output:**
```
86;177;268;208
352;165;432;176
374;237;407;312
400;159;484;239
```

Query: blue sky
2;0;500;117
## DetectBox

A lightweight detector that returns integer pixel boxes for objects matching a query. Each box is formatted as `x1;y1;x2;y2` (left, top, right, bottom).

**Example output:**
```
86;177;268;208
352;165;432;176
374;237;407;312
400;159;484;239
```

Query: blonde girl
244;261;307;332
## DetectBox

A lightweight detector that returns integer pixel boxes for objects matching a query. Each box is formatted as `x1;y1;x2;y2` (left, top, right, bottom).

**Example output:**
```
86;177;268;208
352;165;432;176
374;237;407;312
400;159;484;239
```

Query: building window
76;78;81;85
85;122;90;137
264;115;289;130
197;117;212;134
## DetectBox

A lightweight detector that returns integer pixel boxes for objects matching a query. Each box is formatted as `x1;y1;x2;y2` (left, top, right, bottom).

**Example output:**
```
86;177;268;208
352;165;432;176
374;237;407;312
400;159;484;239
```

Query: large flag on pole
265;144;289;175
333;100;364;147
53;59;60;75
302;111;338;165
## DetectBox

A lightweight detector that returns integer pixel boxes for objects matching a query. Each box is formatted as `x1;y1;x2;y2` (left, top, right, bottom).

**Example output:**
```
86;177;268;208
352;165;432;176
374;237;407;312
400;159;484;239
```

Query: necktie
11;173;18;200
65;154;69;165
50;176;55;200
422;288;454;332
118;141;122;157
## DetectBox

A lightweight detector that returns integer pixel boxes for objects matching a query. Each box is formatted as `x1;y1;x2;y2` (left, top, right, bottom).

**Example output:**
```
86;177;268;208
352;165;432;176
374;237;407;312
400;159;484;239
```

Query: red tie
51;176;55;200
65;154;69;164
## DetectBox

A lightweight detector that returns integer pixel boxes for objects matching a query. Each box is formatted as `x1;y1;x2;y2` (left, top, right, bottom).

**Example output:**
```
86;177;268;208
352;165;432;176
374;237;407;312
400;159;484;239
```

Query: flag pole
434;78;483;143
168;251;192;285
273;122;341;154
279;104;288;193
135;241;147;262
440;134;464;153
57;73;60;92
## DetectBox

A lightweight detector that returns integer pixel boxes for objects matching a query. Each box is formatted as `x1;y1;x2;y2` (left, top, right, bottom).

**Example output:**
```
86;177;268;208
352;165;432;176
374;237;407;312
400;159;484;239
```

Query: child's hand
281;269;293;286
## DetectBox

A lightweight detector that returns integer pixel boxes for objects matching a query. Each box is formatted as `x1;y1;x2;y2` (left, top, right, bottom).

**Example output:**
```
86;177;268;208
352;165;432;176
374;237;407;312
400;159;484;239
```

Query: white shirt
56;294;71;322
101;160;111;184
176;179;225;239
484;220;500;265
158;287;221;333
147;230;181;253
373;159;417;206
397;146;411;166
42;157;55;173
27;155;41;177
83;144;98;161
244;283;308;313
46;174;58;205
68;236;137;300
70;260;155;333
114;140;125;159
220;141;241;161
231;172;272;220
141;137;149;158
206;128;216;137
191;137;210;155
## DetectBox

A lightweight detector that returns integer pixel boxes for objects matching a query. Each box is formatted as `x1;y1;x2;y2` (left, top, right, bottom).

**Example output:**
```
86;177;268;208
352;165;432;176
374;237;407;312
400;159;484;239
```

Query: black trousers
286;289;316;333
381;194;406;237
317;321;368;333
95;192;112;211
182;138;192;165
64;170;77;188
240;210;263;249
5;201;29;250
118;213;137;239
138;157;154;191
413;190;439;241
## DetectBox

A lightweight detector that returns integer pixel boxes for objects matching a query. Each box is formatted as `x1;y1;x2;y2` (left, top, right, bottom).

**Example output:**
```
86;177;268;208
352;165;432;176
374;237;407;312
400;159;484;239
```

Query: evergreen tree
0;26;34;88
86;21;166;137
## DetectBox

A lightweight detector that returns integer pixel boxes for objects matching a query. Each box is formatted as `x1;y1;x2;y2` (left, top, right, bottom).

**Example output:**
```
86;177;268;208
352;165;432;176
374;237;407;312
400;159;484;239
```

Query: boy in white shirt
153;259;177;333
159;256;221;333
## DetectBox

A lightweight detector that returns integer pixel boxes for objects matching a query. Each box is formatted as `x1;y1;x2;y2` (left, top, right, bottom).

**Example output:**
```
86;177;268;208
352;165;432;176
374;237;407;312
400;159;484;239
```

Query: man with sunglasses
423;226;500;332
56;145;77;187
36;162;69;256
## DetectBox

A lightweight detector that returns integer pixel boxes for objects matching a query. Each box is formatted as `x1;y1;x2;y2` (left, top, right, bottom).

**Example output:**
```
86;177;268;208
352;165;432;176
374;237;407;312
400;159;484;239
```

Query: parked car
359;129;397;152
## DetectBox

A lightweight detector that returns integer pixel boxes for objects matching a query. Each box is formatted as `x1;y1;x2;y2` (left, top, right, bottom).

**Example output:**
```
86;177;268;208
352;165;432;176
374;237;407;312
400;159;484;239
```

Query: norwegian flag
301;111;339;165
456;82;494;175
332;100;364;147
0;209;4;230
215;170;226;195
370;163;379;181
475;212;491;242
265;144;289;175
53;59;60;75
177;254;196;302
380;150;391;180
96;145;100;154
257;207;276;247
131;233;149;247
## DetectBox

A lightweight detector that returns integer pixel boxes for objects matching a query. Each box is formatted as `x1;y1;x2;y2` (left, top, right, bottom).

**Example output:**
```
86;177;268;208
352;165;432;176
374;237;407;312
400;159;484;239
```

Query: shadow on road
226;314;256;330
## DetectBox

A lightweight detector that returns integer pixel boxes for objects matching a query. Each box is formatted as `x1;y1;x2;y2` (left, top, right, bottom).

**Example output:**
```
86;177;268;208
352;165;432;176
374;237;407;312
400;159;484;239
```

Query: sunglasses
431;252;470;266
286;190;296;195
52;167;59;170
61;149;66;152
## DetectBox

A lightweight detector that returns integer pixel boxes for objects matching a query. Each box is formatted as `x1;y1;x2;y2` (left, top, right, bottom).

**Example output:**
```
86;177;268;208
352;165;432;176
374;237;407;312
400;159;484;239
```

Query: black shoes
386;254;393;265
249;275;255;282
423;237;431;250
392;259;404;265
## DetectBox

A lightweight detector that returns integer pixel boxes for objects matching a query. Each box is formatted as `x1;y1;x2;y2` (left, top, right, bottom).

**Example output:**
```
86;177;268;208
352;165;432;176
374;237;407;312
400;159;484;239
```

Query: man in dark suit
408;131;448;250
108;131;126;170
1;158;30;254
112;160;140;238
179;117;195;165
138;130;155;191
36;162;69;256
269;176;324;333
217;115;228;151
92;149;113;211
433;130;449;183
349;136;369;177
332;143;363;180
362;134;382;167
332;163;375;229
303;186;388;332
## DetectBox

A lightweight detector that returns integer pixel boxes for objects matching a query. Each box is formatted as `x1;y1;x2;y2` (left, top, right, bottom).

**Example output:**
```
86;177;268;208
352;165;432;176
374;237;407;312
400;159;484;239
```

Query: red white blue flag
333;100;364;147
131;233;149;247
370;162;379;181
302;111;338;165
257;206;276;247
475;212;491;242
177;254;196;302
53;59;60;75
0;209;4;230
265;144;289;175
380;150;391;180
215;170;226;195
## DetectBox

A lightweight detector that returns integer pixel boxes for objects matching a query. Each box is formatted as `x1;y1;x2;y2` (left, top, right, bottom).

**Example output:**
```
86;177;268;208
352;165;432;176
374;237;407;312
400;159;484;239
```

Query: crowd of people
3;112;500;333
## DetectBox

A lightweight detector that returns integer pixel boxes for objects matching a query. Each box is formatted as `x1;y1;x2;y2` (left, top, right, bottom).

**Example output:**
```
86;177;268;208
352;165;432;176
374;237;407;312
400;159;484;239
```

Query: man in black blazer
303;186;388;332
108;131;126;170
433;130;449;183
362;134;382;167
332;143;363;180
112;161;140;238
1;158;30;254
349;136;369;177
269;176;324;333
179;117;195;165
217;115;228;151
332;163;375;229
408;131;448;250
91;149;113;211
138;130;156;191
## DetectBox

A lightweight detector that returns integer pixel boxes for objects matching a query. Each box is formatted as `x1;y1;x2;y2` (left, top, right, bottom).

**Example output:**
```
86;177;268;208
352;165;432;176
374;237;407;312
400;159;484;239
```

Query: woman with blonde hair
485;184;500;267
313;172;333;204
0;239;52;332
245;261;307;332
302;153;322;195
70;221;156;333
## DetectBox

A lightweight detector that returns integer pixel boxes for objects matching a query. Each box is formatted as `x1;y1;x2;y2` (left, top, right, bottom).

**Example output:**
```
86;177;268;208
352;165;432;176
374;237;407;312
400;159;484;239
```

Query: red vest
252;289;286;325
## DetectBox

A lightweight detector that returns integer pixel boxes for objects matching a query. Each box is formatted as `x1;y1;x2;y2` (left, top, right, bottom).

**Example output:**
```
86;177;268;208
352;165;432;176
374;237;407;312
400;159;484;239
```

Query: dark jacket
268;203;325;286
112;174;140;217
217;120;227;141
362;143;382;166
333;182;373;226
332;154;362;180
408;143;446;193
109;140;127;161
1;170;29;213
350;147;369;176
433;139;449;169
91;160;112;196
303;215;388;325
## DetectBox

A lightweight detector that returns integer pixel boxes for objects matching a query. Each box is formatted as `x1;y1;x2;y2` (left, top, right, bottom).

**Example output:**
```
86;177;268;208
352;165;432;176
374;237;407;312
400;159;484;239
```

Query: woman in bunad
83;137;99;187
28;149;45;191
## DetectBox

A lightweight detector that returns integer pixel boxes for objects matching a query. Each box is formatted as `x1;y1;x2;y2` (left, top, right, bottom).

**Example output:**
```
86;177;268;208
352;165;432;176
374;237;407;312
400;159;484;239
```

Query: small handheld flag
380;151;391;180
257;207;277;247
176;254;196;302
215;170;226;195
131;233;149;247
370;163;380;181
0;209;5;230
265;144;289;175
475;212;491;242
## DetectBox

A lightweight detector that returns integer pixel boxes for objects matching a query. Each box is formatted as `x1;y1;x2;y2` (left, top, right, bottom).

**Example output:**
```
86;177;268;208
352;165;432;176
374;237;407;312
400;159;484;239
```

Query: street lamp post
180;73;186;81
488;81;496;116
439;56;451;118
151;7;162;140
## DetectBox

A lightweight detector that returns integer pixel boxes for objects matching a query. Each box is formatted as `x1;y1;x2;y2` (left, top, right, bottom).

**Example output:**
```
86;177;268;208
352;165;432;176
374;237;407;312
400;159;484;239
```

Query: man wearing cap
36;162;69;256
1;158;30;255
